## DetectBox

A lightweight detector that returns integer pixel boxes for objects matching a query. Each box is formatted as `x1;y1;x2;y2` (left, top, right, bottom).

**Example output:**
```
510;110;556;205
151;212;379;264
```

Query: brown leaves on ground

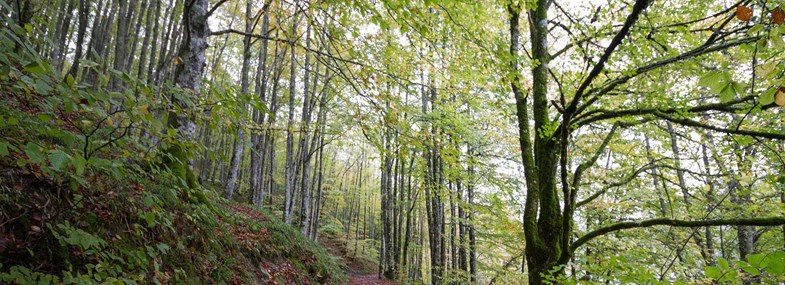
349;274;398;285
225;203;319;285
320;236;397;285
227;203;269;223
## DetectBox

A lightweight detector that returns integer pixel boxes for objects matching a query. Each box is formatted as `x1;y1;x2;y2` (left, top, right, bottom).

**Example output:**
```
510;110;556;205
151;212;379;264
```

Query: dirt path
320;236;396;285
347;273;397;285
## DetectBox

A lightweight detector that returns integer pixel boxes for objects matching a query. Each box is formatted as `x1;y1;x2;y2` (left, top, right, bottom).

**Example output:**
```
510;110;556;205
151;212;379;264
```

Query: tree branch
574;95;754;126
206;0;229;18
654;112;785;140
570;216;785;253
565;0;651;113
574;36;759;116
576;162;660;208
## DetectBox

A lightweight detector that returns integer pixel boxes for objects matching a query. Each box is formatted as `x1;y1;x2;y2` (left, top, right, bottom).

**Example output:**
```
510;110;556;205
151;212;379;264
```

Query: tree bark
225;0;253;199
164;0;209;190
65;0;90;79
283;6;299;224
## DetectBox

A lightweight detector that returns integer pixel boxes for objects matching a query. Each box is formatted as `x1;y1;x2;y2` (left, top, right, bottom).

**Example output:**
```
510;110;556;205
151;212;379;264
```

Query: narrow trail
320;237;396;285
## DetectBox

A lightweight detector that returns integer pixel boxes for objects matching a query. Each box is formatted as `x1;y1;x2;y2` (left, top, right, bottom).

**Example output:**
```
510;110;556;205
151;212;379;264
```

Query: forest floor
320;236;397;285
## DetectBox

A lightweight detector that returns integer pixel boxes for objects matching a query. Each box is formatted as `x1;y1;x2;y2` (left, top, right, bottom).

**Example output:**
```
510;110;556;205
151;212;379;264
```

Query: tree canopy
2;0;785;284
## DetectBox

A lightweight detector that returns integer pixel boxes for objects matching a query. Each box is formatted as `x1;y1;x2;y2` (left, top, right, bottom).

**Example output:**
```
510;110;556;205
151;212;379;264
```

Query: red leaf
737;5;753;21
773;6;785;25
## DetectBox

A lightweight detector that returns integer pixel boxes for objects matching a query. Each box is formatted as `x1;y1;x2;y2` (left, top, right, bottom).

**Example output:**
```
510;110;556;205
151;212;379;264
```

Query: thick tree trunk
165;0;209;190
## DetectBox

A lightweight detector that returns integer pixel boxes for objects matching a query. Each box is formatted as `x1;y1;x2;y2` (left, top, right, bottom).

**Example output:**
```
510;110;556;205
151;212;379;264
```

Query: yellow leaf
776;88;785;106
139;104;149;115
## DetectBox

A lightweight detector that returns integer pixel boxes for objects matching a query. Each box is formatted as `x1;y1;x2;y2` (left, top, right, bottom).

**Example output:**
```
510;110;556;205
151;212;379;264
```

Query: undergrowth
0;17;345;285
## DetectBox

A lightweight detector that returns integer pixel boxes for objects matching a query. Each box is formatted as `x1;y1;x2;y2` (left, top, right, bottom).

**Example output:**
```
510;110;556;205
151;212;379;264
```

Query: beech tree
505;0;785;283
9;0;785;284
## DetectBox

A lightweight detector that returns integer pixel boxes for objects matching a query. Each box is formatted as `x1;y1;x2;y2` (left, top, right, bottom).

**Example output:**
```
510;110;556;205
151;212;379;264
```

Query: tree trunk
165;0;209;190
225;0;253;199
65;0;90;79
251;11;271;206
283;8;299;224
135;0;155;79
468;145;477;284
298;23;313;234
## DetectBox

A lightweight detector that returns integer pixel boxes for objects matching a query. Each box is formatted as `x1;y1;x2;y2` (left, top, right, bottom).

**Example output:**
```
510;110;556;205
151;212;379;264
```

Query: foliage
0;13;345;285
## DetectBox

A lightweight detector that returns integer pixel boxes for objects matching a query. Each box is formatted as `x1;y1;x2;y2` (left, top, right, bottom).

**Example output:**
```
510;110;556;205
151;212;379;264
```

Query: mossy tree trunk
165;0;208;190
506;0;785;284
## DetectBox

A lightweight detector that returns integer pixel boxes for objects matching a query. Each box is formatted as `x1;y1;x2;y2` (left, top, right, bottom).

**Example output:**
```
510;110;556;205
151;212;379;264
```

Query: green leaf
764;252;785;275
749;24;765;36
48;150;69;170
772;35;785;50
23;61;46;74
24;142;44;165
155;243;170;254
718;81;744;102
739;262;760;276
747;253;766;267
66;74;75;88
698;71;730;90
717;258;730;270
760;88;776;105
36;113;51;123
72;154;86;175
0;141;7;157
705;266;722;279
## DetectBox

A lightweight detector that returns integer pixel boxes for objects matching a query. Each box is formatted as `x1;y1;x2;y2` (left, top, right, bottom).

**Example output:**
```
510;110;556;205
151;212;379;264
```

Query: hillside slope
0;27;346;284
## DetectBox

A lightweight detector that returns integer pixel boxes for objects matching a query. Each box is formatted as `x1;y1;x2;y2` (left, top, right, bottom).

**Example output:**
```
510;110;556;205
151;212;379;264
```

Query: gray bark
284;7;299;224
170;0;208;147
251;12;271;206
65;0;90;79
298;23;312;234
225;0;253;199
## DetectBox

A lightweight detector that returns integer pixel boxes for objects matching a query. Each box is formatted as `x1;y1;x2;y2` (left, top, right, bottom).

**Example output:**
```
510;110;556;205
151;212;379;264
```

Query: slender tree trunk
53;0;76;72
251;11;271;206
108;0;128;90
135;0;155;79
701;138;717;266
264;40;286;207
283;8;299;224
225;0;253;199
468;145;477;284
65;0;90;79
312;136;327;240
145;0;163;83
298;23;313;234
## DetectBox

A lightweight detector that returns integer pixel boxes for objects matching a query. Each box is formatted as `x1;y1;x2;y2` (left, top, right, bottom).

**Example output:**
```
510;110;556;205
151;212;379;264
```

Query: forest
2;0;785;284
